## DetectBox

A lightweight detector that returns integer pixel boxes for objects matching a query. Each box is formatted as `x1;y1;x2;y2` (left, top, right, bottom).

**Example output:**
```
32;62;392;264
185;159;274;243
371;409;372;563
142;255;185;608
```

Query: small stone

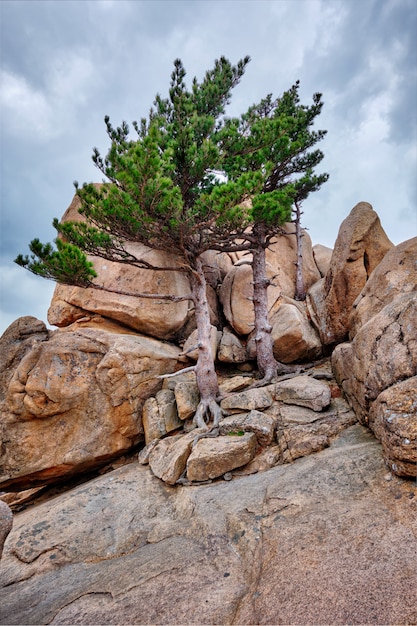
186;433;257;482
274;376;331;411
220;387;273;413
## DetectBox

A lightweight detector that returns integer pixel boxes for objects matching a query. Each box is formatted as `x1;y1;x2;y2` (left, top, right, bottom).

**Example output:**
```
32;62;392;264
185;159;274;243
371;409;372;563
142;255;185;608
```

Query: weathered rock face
186;432;257;481
0;501;12;560
349;237;417;337
370;377;417;478
219;224;321;337
332;292;417;477
312;243;333;277
0;320;182;490
0;316;50;395
308;202;393;346
1;425;416;626
47;192;193;340
269;299;322;363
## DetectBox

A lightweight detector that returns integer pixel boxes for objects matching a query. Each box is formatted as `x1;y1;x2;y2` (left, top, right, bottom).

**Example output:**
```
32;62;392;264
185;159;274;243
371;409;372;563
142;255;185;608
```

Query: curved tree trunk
189;255;223;430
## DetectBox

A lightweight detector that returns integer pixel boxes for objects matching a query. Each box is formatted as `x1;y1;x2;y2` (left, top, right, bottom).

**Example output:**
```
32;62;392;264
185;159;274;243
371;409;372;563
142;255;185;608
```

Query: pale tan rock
219;262;261;336
219;410;275;446
137;439;160;465
232;445;283;475
217;327;247;363
307;202;393;345
0;317;50;397
218;375;255;394
274;376;331;411
174;381;200;420
349;237;417;338
275;397;357;463
219;225;321;336
2;427;416;626
186;432;257;481
0;326;182;490
370;377;417;478
220;386;274;412
148;432;198;485
199;250;237;289
181;325;220;361
266;223;321;292
332;292;417;426
312;243;333;277
0;501;12;559
142;390;182;445
270;300;322;363
47;191;193;340
278;404;326;424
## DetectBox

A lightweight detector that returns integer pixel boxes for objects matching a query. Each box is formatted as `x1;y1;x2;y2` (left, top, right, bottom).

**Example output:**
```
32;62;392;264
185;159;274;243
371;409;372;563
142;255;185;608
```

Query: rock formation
0;317;182;490
0;199;416;625
307;201;393;346
1;201;415;493
0;425;416;625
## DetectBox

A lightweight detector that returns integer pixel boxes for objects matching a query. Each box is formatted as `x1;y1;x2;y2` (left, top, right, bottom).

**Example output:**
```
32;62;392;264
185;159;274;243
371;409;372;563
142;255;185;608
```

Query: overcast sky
1;0;416;336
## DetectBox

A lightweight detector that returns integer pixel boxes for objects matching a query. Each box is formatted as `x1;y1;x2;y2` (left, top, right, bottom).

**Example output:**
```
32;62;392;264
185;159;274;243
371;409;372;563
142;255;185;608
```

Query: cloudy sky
1;0;416;336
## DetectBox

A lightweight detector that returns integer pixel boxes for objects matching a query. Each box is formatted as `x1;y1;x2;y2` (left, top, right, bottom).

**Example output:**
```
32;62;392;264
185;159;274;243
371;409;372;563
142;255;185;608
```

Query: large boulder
47;191;193;340
332;292;417;477
349;237;417;337
308;202;393;345
312;243;333;277
0;319;182;490
1;425;416;626
219;224;321;336
269;299;322;363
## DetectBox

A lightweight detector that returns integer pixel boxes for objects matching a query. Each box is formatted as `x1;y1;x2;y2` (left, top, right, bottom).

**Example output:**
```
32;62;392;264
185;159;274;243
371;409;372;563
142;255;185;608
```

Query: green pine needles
16;55;329;416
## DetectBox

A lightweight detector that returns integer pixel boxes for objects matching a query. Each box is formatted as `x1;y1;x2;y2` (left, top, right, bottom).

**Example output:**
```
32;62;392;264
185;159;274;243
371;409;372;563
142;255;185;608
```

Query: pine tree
222;82;329;384
16;59;328;429
16;56;260;431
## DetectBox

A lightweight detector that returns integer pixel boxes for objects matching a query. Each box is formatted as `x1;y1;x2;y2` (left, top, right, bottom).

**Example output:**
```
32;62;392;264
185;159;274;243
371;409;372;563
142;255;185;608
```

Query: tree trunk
189;255;223;429
294;201;306;301
251;223;280;383
251;223;296;385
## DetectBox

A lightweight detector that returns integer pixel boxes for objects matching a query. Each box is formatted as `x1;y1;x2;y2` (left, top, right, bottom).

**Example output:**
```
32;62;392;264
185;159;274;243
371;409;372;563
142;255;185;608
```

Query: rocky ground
1;424;416;625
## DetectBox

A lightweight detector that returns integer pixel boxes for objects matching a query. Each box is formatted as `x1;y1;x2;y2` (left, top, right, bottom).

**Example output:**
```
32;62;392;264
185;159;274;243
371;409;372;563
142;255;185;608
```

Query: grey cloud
1;0;416;335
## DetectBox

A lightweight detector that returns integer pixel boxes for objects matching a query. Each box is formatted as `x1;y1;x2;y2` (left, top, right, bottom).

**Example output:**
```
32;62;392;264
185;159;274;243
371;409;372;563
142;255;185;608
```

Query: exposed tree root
246;358;331;389
193;398;224;430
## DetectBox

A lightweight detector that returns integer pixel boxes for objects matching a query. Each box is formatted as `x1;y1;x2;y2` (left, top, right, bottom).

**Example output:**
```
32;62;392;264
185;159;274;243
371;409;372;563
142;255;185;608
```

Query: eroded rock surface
0;322;182;490
0;501;12;560
1;425;416;626
332;292;417;477
47;191;193;340
308;202;393;345
349;237;417;337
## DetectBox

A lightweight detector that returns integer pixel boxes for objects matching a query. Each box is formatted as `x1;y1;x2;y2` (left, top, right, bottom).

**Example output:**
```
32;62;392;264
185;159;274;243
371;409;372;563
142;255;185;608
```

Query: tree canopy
16;55;328;426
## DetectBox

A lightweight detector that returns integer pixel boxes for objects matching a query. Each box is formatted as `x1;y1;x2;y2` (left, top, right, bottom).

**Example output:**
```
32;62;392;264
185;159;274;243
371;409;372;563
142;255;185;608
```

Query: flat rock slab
186;432;257;481
1;425;416;625
274;375;331;411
